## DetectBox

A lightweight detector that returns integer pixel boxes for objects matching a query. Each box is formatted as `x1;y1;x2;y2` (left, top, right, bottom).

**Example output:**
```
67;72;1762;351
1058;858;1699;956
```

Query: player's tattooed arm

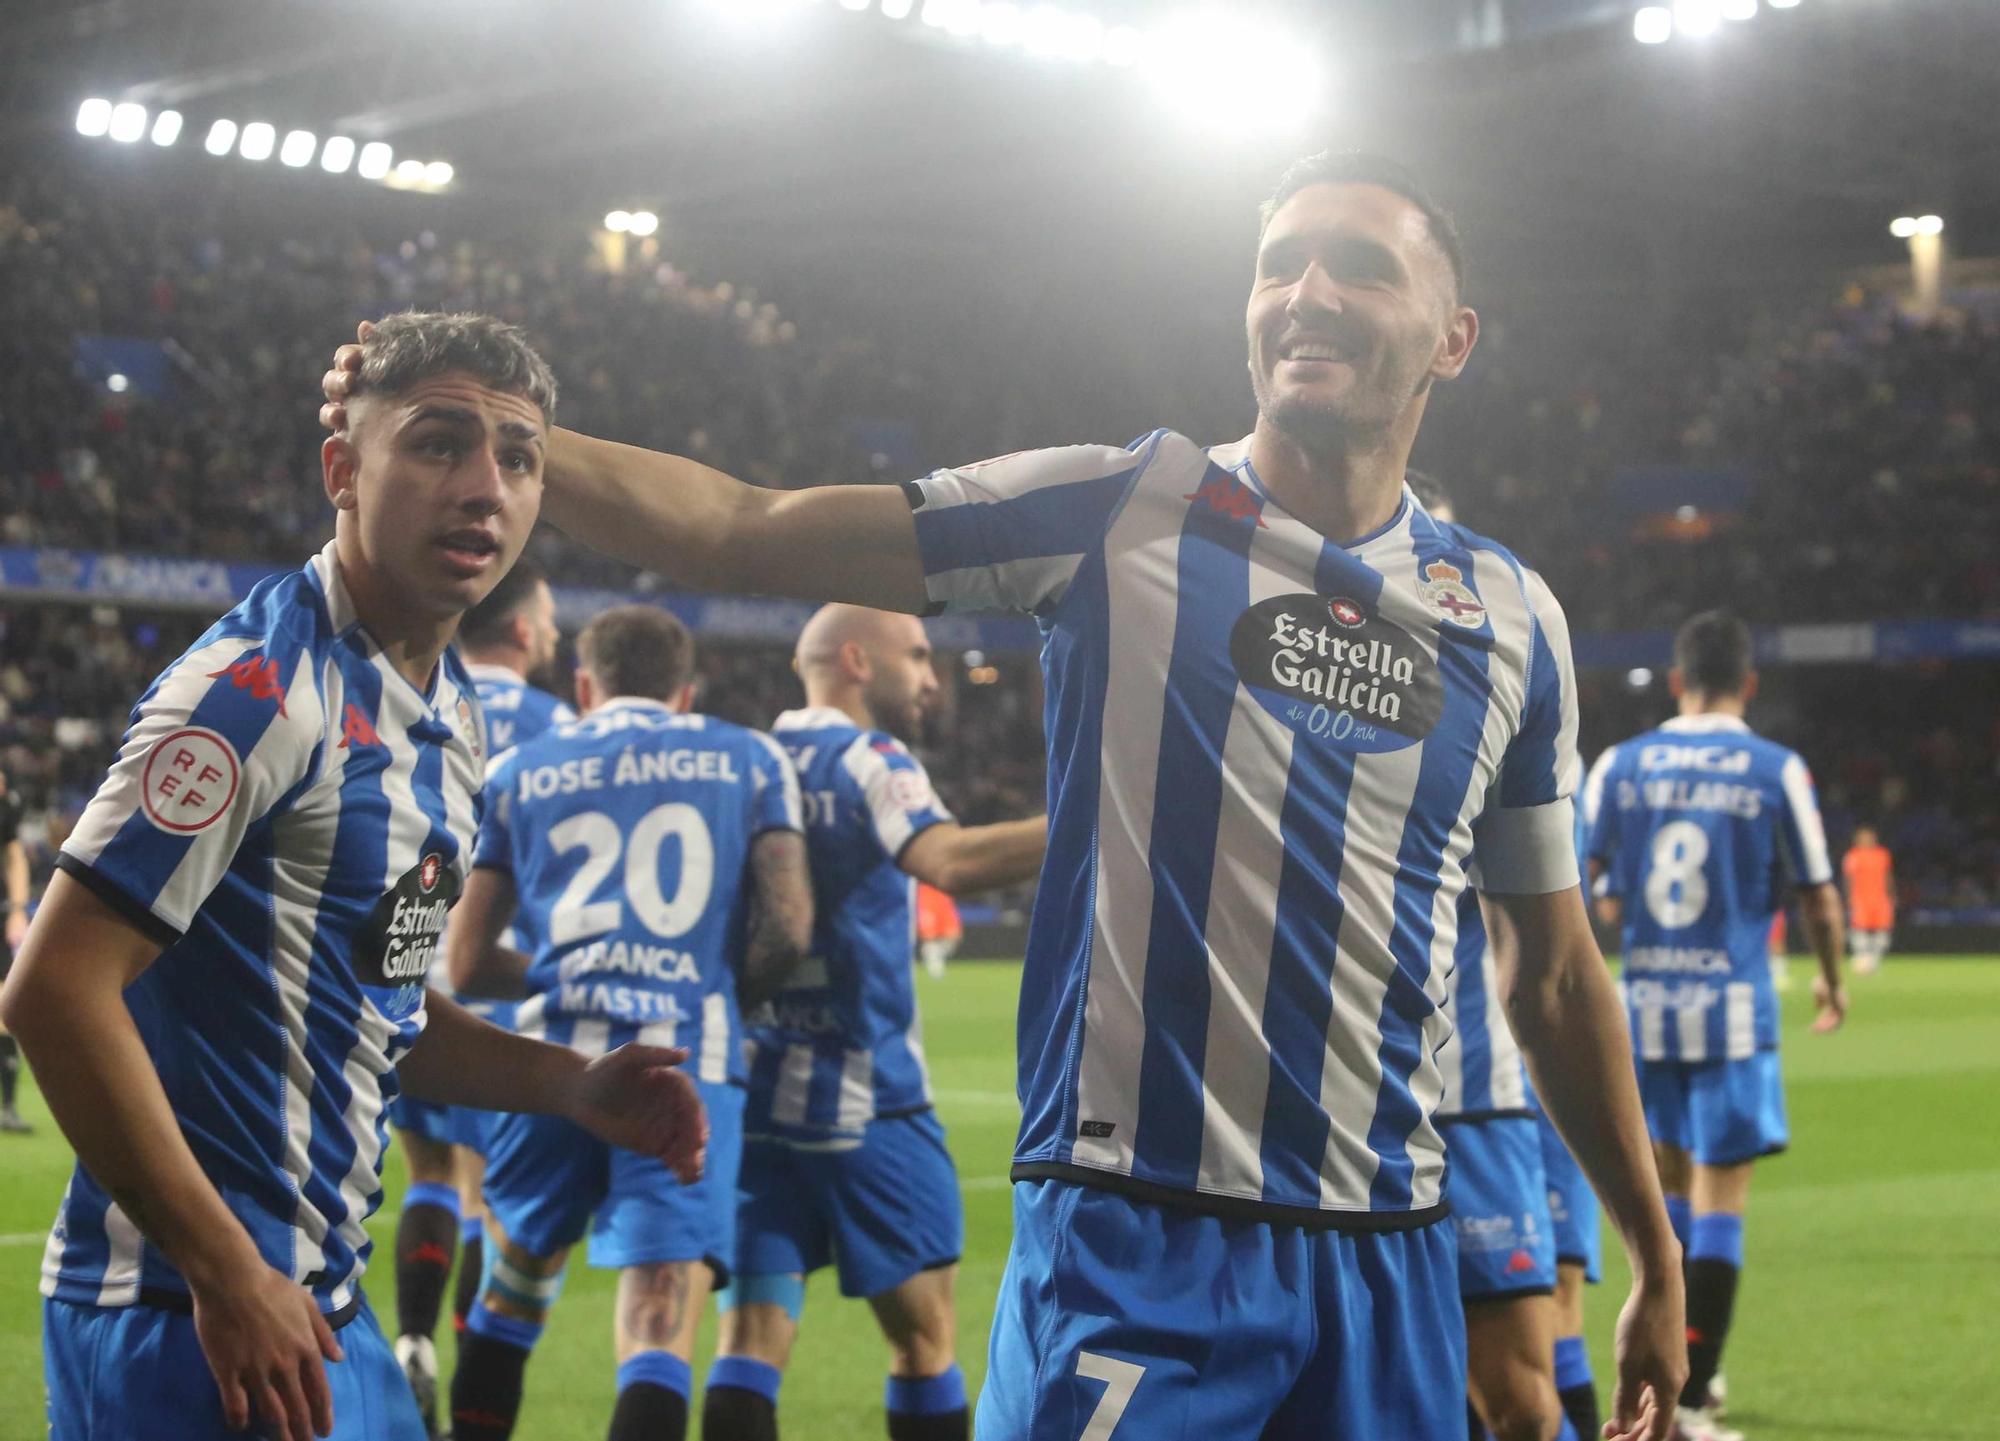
898;815;1048;897
321;322;929;611
740;829;813;1009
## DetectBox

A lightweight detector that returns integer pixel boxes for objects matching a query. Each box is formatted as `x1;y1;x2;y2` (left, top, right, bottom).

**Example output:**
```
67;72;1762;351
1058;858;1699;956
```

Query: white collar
1660;714;1751;735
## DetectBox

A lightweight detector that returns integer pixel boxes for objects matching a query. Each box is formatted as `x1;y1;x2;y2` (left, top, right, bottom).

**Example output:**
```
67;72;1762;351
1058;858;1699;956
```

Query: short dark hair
1674;610;1754;697
577;606;695;701
352;311;558;421
1260;151;1467;297
459;557;549;650
1404;469;1452;515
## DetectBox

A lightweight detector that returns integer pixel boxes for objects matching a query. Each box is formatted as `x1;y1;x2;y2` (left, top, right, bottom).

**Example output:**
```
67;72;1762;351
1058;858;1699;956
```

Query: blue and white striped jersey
1584;713;1831;1063
474;700;802;1084
742;707;955;1147
43;542;486;1317
908;431;1581;1226
466;661;573;756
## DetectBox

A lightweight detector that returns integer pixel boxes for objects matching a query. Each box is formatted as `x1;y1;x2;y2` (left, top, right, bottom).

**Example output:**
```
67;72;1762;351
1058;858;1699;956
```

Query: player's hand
318;320;373;434
1810;975;1847;1033
190;1263;344;1440
562;1042;709;1184
5;908;27;949
1606;1268;1686;1441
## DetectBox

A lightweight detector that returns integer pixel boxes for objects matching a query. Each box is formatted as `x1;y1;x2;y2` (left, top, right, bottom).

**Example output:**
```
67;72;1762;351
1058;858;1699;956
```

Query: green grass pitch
2;957;1995;1439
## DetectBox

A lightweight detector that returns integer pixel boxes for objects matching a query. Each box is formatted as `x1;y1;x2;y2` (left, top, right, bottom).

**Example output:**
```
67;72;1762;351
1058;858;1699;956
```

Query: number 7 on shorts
1075;1352;1145;1441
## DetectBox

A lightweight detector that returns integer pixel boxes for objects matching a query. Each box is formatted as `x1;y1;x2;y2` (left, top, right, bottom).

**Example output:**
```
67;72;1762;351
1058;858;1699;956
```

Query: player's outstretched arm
0;875;344;1441
740;829;813;1009
398;992;708;1184
898;816;1048;897
1483;886;1687;1441
320;324;928;611
1796;879;1848;1033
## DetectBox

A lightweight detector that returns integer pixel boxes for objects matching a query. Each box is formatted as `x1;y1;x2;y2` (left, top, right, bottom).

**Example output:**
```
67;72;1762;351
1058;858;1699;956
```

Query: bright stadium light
1889;216;1919;238
1023;5;1102;61
1627;667;1654;689
1915;215;1944;236
605;209;632;232
205;118;239;155
108;103;148;143
320;135;356;173
980;2;1022;46
1149;13;1320;135
280;129;317;167
76;98;113;137
880;0;914;16
424;160;454;186
150;110;183;146
357;142;393;179
1633;7;1673;42
839;0;870;10
396;158;427;181
107;373;130;394
1720;0;1757;19
1767;0;1798;7
239;122;276;161
627;210;660;237
1102;23;1145;65
1673;0;1722;36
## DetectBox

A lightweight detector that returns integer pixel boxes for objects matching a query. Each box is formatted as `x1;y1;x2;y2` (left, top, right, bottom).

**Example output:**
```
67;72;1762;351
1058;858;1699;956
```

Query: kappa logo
1078;1120;1116;1139
338;703;381;750
208;655;288;714
1418;559;1487;629
1184;471;1267;528
140;727;241;834
1506;1250;1538;1275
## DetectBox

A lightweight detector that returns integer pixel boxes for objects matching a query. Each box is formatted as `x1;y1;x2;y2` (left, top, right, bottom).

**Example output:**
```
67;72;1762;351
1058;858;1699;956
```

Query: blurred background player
914;883;962;981
0;766;29;1133
1842;827;1896;975
1412;470;1601;1441
1;312;707;1441
447;606;812;1441
1584;610;1848;1441
707;603;1045;1441
386;554;576;1432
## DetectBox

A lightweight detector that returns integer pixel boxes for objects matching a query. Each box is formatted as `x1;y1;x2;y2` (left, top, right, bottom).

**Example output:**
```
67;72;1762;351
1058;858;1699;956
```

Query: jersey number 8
1643;819;1711;930
546;803;715;945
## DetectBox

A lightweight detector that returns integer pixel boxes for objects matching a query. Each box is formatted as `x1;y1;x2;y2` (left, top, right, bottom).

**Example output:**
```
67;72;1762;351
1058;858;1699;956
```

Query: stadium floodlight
424;160;454;186
1150;13;1319;135
1915;215;1944;237
107;373;130;394
76;98;113;137
396;158;427;181
205;119;239;156
1766;0;1798;7
239;122;276;161
880;0;914;16
150;110;183;146
108;103;149;144
1673;0;1723;36
1633;7;1673;42
1102;24;1145;65
1889;216;1919;238
628;210;660;237
839;0;870;10
605;210;633;233
1626;667;1654;689
1022;5;1101;61
320;136;356;173
357;142;394;179
1720;0;1757;19
280;129;317;168
980;1;1022;46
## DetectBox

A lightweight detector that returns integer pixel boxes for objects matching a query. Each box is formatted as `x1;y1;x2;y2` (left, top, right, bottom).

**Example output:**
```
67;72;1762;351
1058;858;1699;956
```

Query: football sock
885;1365;967;1441
1682;1213;1744;1408
0;1033;19;1110
455;1216;486;1331
452;1304;543;1440
1554;1336;1600;1441
395;1182;460;1340
1665;1194;1693;1253
703;1357;782;1441
609;1352;692;1441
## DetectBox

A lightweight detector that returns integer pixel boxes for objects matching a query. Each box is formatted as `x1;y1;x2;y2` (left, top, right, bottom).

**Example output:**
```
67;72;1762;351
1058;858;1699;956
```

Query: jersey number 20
547;803;715;945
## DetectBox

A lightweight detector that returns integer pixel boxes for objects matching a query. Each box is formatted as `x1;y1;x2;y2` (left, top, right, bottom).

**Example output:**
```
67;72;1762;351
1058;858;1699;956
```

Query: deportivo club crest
1327;597;1366;629
1418;560;1487;629
419;853;443;891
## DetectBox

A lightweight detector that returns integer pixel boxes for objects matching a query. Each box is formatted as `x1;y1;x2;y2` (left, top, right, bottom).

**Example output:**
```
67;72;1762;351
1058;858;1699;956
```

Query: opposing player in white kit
323;152;1684;1439
6;312;705;1441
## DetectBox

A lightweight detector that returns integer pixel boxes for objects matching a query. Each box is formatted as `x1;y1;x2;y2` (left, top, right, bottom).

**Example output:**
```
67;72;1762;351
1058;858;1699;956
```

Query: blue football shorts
734;1109;962;1300
481;1079;743;1275
1637;1049;1789;1167
44;1291;420;1441
977;1177;1466;1441
1441;1114;1558;1302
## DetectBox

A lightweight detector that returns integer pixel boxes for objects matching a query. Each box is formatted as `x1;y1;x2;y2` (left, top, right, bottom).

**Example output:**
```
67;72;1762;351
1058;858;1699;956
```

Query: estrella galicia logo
353;851;460;1017
1230;594;1443;753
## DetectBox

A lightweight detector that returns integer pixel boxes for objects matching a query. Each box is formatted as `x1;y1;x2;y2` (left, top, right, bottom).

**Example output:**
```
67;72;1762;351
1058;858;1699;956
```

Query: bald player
703;605;1045;1441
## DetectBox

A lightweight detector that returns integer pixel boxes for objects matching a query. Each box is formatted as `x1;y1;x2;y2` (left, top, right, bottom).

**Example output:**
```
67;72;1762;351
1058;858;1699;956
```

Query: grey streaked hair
354;310;558;421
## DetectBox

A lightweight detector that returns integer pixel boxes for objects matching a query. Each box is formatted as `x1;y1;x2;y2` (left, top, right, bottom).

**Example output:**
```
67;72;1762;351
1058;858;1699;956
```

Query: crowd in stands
2;169;1996;910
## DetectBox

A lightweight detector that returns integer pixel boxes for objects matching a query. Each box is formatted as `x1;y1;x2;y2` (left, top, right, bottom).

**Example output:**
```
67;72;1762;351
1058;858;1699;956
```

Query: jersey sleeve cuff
54;854;184;949
1471;798;1582;895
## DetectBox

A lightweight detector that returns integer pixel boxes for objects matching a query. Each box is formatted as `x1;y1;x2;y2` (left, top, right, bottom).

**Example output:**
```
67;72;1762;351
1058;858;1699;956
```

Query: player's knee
617;1260;708;1358
1479;1379;1564;1441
